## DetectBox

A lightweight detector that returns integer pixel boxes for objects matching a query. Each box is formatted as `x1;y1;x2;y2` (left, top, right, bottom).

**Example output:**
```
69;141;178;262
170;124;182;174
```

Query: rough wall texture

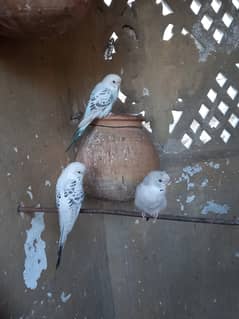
0;0;239;318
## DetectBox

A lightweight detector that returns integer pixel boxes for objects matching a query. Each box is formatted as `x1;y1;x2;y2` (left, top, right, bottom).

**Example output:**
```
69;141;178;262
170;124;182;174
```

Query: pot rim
93;113;145;124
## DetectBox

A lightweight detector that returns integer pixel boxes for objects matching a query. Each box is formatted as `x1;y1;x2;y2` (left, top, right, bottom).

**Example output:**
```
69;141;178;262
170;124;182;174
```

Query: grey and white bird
66;74;122;151
55;162;86;269
134;171;170;219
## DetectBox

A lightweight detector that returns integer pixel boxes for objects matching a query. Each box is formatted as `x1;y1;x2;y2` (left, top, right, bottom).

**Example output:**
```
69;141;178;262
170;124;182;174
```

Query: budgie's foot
141;211;149;221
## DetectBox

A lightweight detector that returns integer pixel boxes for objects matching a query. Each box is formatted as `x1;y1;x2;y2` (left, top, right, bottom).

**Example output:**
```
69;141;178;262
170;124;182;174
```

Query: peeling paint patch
60;292;71;303
176;198;185;211
200;178;209;187
187;182;195;190
180;202;184;211
143;88;150;96
23;213;47;290
45;180;51;187
186;195;195;204
176;164;203;184
183;164;202;176
201;201;229;215
207;161;220;169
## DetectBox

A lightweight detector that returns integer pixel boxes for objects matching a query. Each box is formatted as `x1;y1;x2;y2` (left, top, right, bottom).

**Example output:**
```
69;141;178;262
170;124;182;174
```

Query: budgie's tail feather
56;244;63;269
65;117;93;152
56;226;65;269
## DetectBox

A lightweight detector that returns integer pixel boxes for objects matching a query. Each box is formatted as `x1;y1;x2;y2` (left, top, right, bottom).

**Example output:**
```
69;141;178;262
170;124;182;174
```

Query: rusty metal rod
17;205;239;226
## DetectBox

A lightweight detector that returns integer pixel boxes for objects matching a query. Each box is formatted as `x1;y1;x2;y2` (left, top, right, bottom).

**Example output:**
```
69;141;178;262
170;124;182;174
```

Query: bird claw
141;212;150;221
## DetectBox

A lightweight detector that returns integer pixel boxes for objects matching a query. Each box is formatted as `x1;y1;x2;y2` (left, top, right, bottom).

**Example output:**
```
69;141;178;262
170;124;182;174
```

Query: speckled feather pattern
56;162;85;268
66;74;121;151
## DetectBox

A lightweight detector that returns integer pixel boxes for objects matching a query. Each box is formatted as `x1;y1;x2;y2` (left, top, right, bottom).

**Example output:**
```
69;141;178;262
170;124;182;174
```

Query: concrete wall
1;0;239;318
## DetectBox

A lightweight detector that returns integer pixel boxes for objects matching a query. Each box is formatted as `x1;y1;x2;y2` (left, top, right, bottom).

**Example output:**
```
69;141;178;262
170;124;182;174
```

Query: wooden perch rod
17;205;239;226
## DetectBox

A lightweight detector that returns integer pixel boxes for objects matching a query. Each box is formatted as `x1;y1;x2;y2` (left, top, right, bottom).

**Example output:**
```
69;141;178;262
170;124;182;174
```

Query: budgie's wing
84;86;115;119
58;176;84;234
56;176;84;269
66;86;115;152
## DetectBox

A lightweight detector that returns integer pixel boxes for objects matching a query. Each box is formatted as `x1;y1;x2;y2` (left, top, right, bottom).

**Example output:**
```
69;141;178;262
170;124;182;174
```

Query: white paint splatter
200;178;208;187
47;292;52;298
7;172;11;176
207;161;220;169
27;154;30;160
23;213;47;290
187;182;195;190
13;146;18;153
186;195;195;204
143;88;150;96
60;292;72;303
201;201;230;215
176;164;203;188
45;180;51;187
180;202;184;211
135;219;139;224
35;134;39;139
183;164;202;176
176;198;185;211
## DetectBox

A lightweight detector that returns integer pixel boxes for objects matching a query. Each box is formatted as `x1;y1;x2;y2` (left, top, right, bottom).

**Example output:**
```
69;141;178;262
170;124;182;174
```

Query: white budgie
135;171;170;219
56;162;86;269
66;73;121;151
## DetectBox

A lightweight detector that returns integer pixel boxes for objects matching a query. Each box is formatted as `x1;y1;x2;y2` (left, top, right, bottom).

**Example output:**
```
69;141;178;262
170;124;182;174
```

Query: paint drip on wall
23;212;47;290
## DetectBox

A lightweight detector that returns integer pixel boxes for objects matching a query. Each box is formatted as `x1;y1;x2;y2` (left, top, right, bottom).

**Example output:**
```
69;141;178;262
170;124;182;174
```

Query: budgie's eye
158;179;162;182
77;171;81;174
112;80;116;84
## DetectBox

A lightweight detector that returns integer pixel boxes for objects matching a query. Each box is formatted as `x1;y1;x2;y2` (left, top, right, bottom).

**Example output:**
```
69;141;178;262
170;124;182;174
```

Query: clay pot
76;114;160;201
0;0;91;38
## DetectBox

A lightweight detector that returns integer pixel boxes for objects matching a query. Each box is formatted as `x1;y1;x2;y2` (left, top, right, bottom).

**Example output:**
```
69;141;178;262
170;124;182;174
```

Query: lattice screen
160;0;239;151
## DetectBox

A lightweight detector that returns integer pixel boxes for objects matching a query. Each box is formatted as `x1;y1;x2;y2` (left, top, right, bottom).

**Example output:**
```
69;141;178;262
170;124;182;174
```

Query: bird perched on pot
66;73;122;151
55;162;86;269
135;171;170;219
